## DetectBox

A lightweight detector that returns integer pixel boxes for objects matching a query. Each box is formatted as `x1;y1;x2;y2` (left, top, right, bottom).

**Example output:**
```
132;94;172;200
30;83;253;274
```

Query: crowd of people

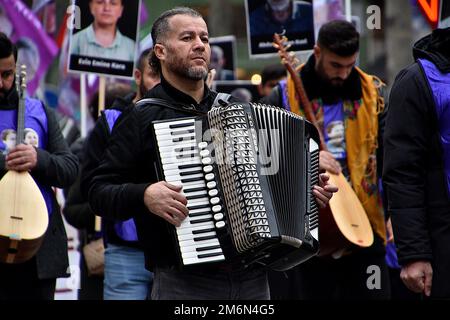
0;3;449;301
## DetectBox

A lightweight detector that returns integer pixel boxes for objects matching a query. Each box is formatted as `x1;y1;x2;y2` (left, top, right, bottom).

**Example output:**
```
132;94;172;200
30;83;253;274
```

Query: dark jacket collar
0;84;19;110
144;74;212;109
300;54;362;104
111;92;136;111
413;27;450;73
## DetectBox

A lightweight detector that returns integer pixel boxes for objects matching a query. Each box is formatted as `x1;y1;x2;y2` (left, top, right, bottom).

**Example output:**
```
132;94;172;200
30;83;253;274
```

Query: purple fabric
1;0;58;95
114;219;138;242
385;241;401;269
103;109;138;242
0;98;53;215
104;109;122;133
278;80;290;112
419;59;450;194
139;1;149;25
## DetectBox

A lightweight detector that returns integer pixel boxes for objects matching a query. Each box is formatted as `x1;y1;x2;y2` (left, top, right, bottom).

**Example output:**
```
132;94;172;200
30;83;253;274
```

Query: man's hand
313;173;338;208
5;144;38;172
144;181;189;227
319;150;341;174
400;261;433;296
386;217;394;243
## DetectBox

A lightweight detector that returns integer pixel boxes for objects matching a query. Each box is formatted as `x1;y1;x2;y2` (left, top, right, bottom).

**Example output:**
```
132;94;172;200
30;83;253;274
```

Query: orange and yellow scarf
283;66;387;243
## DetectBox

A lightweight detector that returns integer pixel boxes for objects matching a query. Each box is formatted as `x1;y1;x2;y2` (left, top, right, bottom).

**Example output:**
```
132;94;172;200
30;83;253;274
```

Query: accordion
152;102;320;271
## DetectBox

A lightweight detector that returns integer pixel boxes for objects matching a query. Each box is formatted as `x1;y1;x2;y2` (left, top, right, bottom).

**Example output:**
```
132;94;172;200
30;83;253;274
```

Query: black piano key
194;235;217;242
171;129;195;136
169;122;194;129
190;218;213;224
182;177;204;183
192;227;215;235
198;252;223;259
175;146;196;153
180;170;203;177
189;210;212;217
173;136;194;143
176;153;197;159
187;203;210;210
196;245;222;252
184;187;207;193
178;164;202;170
186;194;208;200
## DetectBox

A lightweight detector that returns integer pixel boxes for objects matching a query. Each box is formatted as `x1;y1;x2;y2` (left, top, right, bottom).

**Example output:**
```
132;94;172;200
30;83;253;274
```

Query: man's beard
316;59;345;88
139;80;147;98
166;47;208;80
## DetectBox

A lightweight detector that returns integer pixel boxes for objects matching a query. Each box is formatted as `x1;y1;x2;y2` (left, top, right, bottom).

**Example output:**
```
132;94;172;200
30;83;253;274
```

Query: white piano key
165;172;204;181
162;161;202;171
153;119;195;130
183;254;225;265
176;221;215;233
158;142;196;153
179;238;220;252
177;231;216;241
182;248;223;259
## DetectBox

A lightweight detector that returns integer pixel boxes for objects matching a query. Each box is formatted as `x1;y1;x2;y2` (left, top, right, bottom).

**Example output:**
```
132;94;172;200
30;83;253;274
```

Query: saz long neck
16;66;26;146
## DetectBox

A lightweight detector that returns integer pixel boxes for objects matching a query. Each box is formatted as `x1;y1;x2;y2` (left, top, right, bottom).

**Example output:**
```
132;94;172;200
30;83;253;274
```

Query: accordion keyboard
154;118;226;265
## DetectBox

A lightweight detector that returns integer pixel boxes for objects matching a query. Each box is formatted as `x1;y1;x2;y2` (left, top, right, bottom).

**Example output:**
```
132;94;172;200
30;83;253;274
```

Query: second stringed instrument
273;34;373;257
0;65;49;264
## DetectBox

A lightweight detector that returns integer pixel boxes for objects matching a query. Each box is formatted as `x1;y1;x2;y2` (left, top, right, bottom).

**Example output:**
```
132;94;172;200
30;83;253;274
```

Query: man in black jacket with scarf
383;27;450;299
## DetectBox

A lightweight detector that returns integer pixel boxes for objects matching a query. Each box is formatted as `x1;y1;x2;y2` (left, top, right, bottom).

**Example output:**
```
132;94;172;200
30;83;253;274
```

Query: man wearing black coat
383;27;450;298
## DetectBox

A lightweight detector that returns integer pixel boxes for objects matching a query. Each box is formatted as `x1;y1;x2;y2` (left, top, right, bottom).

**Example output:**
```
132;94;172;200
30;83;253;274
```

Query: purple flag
1;0;58;95
139;1;148;25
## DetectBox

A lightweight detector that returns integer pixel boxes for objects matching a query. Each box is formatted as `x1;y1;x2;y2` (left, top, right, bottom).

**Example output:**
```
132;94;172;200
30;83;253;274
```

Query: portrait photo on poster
439;0;450;29
68;0;140;78
245;0;315;57
213;80;262;103
209;36;237;81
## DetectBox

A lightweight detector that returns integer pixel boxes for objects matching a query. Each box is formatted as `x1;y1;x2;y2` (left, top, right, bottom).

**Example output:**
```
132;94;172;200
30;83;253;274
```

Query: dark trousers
151;266;270;300
269;238;391;300
0;257;56;300
78;255;104;300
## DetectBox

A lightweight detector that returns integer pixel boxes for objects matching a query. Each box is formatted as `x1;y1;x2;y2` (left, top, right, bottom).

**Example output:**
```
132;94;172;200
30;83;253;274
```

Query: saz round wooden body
0;170;49;263
318;172;373;256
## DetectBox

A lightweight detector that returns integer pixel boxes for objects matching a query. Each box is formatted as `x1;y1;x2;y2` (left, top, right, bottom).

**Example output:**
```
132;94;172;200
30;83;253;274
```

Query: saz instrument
273;34;373;257
0;65;49;264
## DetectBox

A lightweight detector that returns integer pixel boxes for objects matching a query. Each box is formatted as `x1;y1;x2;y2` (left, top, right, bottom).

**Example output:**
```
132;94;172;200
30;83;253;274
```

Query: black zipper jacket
383;28;450;294
88;76;237;270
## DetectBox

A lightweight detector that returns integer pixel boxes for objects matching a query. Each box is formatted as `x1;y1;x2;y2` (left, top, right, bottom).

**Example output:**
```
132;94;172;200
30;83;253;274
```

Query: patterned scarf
282;66;387;243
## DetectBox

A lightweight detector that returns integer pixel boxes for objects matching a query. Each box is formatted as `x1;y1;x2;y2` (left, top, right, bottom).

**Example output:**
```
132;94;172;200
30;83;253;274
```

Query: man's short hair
0;32;17;61
317;20;359;56
260;64;286;86
150;7;204;73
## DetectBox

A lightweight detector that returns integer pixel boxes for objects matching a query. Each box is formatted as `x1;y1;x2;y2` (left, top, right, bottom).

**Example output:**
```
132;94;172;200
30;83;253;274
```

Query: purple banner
1;0;58;95
139;1;148;25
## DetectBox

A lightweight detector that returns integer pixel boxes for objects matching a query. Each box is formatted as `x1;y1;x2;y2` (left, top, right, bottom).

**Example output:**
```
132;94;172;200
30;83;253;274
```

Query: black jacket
88;77;237;270
383;28;450;272
79;92;141;248
0;86;79;279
